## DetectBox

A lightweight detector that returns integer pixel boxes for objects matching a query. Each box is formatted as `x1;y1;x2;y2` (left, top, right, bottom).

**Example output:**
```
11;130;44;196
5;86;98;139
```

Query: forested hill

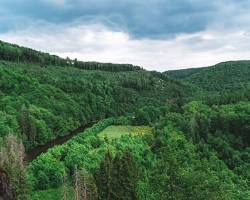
165;61;250;92
165;67;204;80
0;40;250;200
0;40;194;151
0;40;142;72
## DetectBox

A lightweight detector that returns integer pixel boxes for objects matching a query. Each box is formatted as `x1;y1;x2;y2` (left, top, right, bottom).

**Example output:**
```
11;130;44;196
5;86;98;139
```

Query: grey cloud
0;0;232;38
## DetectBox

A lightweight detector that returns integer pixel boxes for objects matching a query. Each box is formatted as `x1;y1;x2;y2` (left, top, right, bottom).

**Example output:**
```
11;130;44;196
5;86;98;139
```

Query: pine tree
96;150;139;200
110;153;122;199
117;150;139;200
95;152;113;200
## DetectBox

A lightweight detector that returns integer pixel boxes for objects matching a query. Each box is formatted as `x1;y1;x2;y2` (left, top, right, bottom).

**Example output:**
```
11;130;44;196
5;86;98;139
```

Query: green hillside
165;67;204;80
0;40;194;151
0;59;192;150
165;61;250;92
0;41;249;200
0;40;142;72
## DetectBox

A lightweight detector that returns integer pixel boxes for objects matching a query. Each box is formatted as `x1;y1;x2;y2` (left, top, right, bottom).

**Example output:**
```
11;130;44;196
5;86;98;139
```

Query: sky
1;0;250;71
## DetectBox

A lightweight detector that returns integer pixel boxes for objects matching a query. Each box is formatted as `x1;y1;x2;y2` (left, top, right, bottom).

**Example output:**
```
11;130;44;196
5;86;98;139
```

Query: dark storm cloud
2;1;250;70
0;0;229;38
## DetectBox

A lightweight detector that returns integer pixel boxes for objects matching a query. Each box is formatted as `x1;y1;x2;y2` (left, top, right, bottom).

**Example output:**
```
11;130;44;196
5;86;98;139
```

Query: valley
0;40;249;200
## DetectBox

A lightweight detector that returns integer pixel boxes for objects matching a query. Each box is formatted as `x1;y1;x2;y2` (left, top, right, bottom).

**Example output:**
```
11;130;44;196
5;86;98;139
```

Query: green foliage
150;125;240;199
95;150;139;200
1;40;250;199
94;152;113;200
31;187;75;200
28;119;113;190
29;154;65;189
0;58;188;150
167;101;250;189
166;61;250;92
29;112;250;199
0;111;19;138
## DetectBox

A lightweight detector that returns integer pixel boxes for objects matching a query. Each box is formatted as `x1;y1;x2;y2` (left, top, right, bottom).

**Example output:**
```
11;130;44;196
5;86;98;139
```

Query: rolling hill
0;41;249;200
165;61;250;92
0;41;194;151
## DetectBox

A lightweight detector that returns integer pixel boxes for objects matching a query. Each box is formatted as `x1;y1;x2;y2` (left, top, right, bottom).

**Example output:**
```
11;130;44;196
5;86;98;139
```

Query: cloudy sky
1;0;250;71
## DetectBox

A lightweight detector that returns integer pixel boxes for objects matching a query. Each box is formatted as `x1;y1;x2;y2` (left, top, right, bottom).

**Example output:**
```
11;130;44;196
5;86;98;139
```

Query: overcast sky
1;0;250;71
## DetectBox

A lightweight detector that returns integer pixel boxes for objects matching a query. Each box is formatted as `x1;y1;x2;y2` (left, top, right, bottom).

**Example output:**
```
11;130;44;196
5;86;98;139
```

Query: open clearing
98;125;152;139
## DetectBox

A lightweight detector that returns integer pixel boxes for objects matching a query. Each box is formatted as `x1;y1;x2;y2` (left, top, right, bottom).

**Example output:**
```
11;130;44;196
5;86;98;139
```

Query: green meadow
98;125;152;139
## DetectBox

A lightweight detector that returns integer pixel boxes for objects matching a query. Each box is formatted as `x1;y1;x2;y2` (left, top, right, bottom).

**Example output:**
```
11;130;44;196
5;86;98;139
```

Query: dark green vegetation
166;61;250;106
0;40;250;199
165;61;250;92
0;40;142;72
0;56;190;150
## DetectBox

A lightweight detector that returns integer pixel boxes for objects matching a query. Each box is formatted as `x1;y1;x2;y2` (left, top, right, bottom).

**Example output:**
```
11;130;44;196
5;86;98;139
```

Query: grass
98;125;152;140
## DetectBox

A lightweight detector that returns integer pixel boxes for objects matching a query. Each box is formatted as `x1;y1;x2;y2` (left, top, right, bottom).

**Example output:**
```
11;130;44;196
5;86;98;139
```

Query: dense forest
165;61;250;92
0;40;250;200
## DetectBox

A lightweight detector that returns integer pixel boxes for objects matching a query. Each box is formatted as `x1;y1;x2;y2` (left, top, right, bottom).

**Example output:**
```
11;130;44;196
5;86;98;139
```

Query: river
25;121;97;162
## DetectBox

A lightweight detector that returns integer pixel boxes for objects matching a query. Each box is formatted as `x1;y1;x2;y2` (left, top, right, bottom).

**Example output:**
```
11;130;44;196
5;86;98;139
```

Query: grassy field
98;125;152;139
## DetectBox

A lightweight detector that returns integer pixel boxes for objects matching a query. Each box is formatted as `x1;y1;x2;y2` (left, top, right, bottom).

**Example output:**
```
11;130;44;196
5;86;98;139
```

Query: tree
30;153;65;189
95;150;139;200
18;104;29;138
95;152;113;200
74;168;98;200
111;150;139;200
0;134;29;199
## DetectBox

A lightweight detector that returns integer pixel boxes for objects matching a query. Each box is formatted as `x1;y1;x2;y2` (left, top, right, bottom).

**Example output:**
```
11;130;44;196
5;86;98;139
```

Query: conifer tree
112;150;139;200
96;150;139;200
110;153;122;199
95;152;113;200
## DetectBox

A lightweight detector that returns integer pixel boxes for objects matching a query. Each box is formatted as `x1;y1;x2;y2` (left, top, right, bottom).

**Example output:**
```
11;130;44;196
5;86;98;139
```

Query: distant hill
165;61;250;92
165;67;205;80
0;40;142;72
